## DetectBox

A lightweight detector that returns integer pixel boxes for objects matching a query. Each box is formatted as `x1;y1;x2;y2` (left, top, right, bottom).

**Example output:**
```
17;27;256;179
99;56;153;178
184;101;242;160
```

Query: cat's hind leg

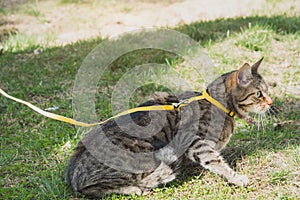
139;162;177;189
110;186;143;195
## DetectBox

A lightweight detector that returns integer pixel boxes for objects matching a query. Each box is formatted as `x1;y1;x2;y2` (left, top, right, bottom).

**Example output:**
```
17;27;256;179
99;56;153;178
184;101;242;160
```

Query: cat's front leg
187;140;249;187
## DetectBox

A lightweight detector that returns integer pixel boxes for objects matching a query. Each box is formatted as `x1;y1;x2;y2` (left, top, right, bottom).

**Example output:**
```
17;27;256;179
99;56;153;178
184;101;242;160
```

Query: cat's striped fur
66;58;272;198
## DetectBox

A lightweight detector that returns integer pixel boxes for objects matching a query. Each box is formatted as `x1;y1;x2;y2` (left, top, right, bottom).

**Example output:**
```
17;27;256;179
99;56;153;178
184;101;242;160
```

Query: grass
0;1;300;199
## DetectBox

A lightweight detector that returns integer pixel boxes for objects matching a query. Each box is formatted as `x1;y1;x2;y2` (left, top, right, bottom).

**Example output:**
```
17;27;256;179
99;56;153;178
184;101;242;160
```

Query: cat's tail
65;142;86;188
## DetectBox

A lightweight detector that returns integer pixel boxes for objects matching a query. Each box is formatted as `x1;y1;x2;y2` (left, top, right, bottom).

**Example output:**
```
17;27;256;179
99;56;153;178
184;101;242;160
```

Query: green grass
1;1;300;200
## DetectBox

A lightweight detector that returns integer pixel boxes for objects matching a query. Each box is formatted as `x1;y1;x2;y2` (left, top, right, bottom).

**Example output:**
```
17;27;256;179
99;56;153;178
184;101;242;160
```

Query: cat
65;58;272;198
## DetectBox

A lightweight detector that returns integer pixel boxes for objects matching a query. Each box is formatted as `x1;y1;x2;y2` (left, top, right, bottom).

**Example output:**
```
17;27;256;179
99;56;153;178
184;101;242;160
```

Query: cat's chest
214;117;235;151
194;104;235;151
177;100;235;151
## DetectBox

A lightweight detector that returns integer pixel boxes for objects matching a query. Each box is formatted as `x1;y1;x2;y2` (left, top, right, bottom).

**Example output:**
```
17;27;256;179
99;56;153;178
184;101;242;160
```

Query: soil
1;0;270;44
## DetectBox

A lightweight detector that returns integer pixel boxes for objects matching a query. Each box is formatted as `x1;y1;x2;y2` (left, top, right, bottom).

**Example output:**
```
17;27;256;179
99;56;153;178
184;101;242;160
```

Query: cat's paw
229;174;249;187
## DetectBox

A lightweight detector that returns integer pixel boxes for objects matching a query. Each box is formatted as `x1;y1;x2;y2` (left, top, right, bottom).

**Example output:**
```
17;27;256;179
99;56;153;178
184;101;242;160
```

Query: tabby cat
66;58;272;198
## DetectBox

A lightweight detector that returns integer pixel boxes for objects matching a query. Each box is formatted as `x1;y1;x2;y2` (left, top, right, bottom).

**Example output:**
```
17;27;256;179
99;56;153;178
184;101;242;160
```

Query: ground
1;0;298;44
0;0;299;200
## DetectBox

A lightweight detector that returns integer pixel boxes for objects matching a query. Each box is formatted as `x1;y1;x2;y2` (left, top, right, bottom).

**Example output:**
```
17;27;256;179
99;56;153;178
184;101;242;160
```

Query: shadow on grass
0;14;299;199
176;14;300;45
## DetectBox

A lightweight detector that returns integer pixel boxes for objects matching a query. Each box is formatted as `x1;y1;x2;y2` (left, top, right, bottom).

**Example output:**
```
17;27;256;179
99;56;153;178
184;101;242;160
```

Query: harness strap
202;90;235;117
0;88;235;127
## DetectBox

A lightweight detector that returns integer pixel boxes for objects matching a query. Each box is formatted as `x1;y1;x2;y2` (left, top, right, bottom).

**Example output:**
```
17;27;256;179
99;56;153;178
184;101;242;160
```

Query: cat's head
229;57;272;118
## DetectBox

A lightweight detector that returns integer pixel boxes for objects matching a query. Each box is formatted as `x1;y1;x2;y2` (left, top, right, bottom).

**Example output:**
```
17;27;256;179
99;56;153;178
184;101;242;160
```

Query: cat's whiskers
260;109;276;132
261;113;266;132
254;112;267;132
267;109;274;120
259;113;263;131
253;113;260;131
268;107;279;127
268;106;280;121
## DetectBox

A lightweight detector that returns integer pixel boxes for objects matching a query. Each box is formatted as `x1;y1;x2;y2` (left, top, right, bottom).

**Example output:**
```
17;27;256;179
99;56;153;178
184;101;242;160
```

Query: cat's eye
255;91;262;98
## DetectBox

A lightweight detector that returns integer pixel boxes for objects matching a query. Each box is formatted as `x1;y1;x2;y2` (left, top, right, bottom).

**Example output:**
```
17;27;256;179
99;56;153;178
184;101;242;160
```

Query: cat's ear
251;57;264;73
237;63;252;87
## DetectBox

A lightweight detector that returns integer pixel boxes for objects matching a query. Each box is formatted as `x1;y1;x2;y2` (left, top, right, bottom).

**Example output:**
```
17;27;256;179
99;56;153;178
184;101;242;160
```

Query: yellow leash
0;88;234;127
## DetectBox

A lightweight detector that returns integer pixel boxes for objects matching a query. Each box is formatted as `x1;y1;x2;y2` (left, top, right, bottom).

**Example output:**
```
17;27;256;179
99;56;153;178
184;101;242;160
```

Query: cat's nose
265;96;272;106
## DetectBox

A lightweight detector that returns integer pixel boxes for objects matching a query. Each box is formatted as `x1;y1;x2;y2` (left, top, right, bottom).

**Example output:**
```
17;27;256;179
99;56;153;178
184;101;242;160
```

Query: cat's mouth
252;104;271;114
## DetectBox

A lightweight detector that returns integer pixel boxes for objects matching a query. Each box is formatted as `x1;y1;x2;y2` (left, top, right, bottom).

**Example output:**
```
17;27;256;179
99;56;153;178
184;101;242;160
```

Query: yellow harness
0;88;235;127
